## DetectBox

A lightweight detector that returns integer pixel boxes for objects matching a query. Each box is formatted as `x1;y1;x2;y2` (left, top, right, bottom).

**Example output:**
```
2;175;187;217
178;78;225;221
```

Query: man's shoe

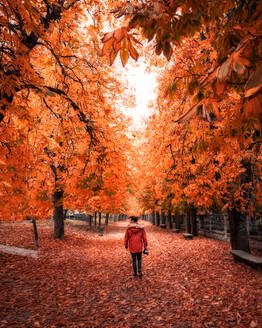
138;272;143;277
133;273;137;276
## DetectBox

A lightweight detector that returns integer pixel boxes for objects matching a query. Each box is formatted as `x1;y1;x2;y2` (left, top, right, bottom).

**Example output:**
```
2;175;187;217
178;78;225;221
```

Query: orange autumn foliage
102;1;262;216
0;1;135;223
0;0;262;229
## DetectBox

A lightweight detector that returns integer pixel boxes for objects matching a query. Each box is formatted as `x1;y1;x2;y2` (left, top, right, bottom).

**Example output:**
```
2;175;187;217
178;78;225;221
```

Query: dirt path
0;220;261;328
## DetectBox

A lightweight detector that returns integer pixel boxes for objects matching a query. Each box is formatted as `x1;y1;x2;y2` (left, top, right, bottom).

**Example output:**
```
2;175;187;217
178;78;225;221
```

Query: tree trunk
156;211;160;226
180;215;183;229
31;218;39;247
228;208;250;252
226;158;253;252
98;212;101;226
174;215;181;230
64;209;68;220
190;206;198;236
172;214;175;227
161;211;166;225
53;188;64;239
185;212;191;234
168;209;172;229
94;212;97;227
152;210;156;225
105;213;109;225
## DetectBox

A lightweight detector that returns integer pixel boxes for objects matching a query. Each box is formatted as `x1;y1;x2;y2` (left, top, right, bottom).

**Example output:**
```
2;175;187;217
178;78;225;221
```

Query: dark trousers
131;252;142;274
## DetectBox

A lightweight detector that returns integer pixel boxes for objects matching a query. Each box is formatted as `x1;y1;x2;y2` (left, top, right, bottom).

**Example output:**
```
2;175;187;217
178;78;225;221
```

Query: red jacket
124;223;147;253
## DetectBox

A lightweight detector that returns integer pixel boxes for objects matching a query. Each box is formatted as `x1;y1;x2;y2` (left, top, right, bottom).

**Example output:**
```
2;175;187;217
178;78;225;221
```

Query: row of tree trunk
144;207;250;252
52;186;250;253
143;210;186;232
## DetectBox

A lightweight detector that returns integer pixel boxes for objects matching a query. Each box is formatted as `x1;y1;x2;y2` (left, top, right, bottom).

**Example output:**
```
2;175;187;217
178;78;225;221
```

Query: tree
0;1;135;239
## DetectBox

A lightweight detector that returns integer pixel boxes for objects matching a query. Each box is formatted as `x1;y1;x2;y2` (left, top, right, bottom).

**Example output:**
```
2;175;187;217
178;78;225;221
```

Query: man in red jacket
124;216;148;277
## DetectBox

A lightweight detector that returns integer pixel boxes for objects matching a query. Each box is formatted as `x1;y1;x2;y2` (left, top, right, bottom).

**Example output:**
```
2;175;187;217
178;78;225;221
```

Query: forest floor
0;220;262;328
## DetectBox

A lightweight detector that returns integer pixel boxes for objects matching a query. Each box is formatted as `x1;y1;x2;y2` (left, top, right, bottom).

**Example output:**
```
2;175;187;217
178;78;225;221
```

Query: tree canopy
0;0;261;241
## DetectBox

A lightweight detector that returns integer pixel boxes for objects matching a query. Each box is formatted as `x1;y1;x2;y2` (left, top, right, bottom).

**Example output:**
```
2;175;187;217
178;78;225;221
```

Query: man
124;216;148;277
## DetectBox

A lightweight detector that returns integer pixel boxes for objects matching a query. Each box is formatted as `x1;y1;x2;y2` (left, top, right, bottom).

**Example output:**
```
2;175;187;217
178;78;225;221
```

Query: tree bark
94;212;97;227
228;208;250;252
98;212;102;226
63;209;68;220
172;214;175;227
156;211;160;226
190;206;198;236
31;218;39;247
168;209;172;229
226;158;253;252
152;210;156;225
53;188;64;239
185;212;191;234
161;211;166;225
174;215;181;230
105;213;109;225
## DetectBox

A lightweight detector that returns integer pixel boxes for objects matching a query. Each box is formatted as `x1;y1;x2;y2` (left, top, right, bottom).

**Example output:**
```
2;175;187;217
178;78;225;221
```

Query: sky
94;12;159;131
120;62;158;130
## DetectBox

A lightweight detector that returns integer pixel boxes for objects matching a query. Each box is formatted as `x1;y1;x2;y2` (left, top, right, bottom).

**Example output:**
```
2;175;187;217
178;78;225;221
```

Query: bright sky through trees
122;63;158;129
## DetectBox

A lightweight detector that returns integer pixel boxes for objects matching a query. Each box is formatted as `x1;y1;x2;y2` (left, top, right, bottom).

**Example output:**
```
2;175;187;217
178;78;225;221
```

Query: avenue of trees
0;0;261;253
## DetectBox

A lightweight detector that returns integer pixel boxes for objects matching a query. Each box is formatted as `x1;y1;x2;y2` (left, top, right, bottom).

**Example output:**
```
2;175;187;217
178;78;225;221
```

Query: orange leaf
109;49;118;66
114;28;125;42
120;38;129;67
113;40;122;53
128;39;138;61
102;38;114;56
101;31;114;43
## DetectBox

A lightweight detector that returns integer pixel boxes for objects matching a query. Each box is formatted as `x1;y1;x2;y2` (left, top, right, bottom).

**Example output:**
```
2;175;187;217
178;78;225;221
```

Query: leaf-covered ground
0;220;262;328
